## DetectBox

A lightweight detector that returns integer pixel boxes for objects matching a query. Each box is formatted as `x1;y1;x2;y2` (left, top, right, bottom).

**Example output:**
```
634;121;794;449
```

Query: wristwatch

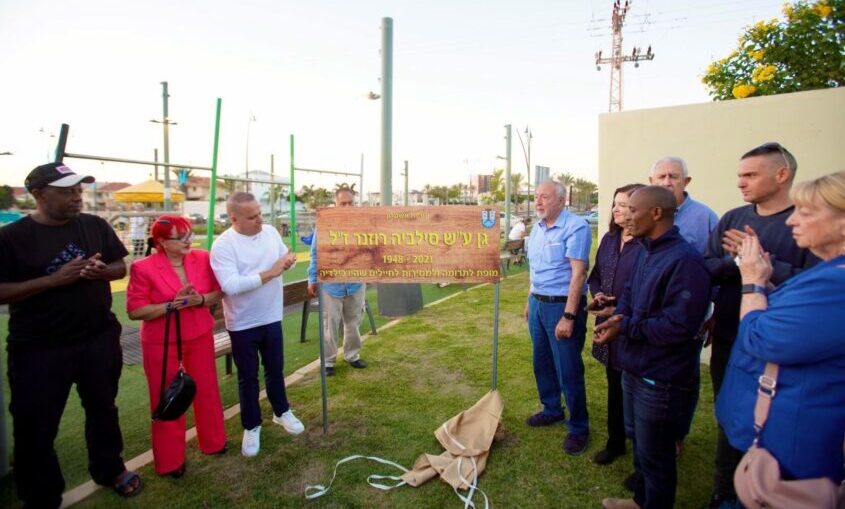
741;283;767;296
563;311;577;321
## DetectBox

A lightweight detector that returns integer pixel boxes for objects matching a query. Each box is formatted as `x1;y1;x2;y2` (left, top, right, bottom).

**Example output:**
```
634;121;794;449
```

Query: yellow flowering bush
703;0;843;100
751;64;778;82
732;84;758;99
815;3;833;16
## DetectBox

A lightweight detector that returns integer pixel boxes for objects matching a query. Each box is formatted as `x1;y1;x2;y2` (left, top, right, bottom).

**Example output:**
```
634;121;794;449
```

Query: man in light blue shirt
649;156;718;254
307;187;367;376
524;180;592;456
648;156;719;460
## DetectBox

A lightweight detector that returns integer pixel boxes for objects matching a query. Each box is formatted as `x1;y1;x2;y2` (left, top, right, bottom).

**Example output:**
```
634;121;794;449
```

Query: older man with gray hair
649;156;718;254
523;180;591;456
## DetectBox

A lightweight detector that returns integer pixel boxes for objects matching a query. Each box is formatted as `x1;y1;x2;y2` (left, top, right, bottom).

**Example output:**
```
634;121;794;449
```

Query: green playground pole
289;134;297;252
205;98;222;250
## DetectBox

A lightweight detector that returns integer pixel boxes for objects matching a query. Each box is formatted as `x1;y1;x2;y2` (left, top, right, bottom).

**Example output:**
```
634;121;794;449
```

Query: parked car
215;213;229;226
584;211;599;225
188;213;206;225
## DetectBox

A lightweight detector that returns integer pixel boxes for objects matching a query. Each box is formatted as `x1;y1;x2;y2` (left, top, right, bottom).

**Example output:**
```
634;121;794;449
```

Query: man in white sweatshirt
211;192;304;457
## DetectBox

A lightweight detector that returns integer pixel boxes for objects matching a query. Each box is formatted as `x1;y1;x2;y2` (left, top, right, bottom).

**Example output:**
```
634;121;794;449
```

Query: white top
129;216;147;240
210;224;290;331
508;221;526;241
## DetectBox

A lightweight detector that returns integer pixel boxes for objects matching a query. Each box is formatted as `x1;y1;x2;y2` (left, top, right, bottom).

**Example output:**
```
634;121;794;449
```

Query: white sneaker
241;425;261;457
273;409;305;435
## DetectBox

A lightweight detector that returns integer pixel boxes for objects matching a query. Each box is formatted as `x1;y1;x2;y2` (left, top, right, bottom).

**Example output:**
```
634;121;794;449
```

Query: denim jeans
622;371;692;509
228;322;290;430
527;295;589;435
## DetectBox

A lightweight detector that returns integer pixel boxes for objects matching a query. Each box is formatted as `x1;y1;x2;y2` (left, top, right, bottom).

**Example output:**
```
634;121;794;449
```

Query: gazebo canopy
114;180;185;203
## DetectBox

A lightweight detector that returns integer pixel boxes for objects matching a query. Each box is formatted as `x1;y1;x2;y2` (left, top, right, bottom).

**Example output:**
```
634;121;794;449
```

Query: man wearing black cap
0;163;142;507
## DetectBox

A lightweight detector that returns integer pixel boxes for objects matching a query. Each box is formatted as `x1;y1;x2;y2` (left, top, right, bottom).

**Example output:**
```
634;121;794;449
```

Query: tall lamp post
150;81;177;211
515;126;532;214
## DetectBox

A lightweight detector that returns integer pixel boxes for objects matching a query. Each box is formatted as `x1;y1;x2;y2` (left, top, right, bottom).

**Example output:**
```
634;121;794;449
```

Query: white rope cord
453;456;490;509
304;454;409;500
441;422;468;450
439;424;490;509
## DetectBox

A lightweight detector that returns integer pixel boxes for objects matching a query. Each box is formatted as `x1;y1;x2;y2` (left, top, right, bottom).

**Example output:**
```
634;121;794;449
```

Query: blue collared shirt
674;192;718;254
307;228;363;298
526;210;591;296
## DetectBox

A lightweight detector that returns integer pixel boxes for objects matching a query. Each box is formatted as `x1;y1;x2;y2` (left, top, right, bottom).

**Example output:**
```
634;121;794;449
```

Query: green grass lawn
1;263;718;508
0;271;515;508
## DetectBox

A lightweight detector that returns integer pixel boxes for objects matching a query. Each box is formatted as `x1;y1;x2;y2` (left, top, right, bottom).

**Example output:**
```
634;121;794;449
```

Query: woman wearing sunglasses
126;215;226;478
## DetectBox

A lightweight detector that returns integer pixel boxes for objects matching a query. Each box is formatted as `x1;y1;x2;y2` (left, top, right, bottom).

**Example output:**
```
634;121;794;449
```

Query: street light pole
401;160;408;205
380;17;393;206
504;124;512;235
150;81;177;211
161;82;172;211
515;126;532;214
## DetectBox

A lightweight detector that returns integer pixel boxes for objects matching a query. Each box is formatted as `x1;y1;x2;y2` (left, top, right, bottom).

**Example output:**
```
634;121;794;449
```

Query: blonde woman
717;171;845;486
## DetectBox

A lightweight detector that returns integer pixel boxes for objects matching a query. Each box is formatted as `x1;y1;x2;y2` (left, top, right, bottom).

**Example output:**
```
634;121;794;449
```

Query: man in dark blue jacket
595;186;711;509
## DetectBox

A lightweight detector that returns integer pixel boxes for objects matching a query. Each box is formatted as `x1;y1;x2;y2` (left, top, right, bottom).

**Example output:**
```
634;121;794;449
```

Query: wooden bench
500;238;526;274
286;279;378;343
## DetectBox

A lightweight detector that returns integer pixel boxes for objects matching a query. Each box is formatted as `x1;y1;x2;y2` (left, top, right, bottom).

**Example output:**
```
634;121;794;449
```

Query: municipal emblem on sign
481;209;496;229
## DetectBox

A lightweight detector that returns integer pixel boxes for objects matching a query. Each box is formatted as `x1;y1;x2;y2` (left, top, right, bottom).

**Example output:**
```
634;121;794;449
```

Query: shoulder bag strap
159;307;173;403
752;362;779;441
173;307;184;367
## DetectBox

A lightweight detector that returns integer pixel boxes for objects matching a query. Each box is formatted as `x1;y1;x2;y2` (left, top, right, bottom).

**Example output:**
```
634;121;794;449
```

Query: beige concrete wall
597;87;845;232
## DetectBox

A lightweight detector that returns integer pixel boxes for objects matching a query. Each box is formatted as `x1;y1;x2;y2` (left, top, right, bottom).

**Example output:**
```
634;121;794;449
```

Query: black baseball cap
25;162;95;192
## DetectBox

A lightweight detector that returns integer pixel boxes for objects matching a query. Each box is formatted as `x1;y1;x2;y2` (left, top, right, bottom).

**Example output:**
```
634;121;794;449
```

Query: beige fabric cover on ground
401;389;504;490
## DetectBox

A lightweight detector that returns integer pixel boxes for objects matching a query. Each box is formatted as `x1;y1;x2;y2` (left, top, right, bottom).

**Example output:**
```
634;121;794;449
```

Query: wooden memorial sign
315;206;501;283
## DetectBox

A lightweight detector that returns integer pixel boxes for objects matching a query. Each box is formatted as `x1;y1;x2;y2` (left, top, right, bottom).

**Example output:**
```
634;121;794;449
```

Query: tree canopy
702;0;843;100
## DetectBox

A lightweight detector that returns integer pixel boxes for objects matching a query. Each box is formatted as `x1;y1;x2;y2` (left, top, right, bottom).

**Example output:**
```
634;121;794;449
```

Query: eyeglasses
164;233;193;244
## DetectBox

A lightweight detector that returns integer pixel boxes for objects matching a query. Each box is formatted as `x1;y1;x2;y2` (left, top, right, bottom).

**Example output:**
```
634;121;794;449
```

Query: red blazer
126;250;221;343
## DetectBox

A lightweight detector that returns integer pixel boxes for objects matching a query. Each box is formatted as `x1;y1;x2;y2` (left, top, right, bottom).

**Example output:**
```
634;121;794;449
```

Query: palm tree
510;173;525;211
333;182;357;195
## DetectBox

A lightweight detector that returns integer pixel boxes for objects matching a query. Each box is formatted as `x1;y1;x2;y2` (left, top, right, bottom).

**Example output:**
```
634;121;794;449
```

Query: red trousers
142;329;226;474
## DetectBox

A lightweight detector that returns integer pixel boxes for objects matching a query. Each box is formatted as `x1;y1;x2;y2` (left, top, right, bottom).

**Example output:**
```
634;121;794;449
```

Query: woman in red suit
126;215;226;477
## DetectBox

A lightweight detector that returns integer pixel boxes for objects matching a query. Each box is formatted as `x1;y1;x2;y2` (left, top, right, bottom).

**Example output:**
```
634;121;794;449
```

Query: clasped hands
725;226;773;285
167;284;203;311
52;252;109;284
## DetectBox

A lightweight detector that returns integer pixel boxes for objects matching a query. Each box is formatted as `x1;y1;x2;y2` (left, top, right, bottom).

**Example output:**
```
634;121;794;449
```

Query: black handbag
152;307;196;421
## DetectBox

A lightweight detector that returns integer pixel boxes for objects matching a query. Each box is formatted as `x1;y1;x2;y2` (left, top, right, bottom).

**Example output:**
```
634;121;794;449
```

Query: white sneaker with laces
241;425;261;457
273;409;305;435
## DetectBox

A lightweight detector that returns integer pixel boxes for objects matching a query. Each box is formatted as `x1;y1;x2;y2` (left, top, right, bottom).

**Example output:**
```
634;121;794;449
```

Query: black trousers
709;334;744;498
605;365;627;453
8;321;127;508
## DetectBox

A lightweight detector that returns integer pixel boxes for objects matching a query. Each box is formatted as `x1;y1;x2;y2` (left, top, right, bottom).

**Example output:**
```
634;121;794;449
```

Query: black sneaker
592;448;624;465
325;366;335;376
525;411;565;427
623;470;642;492
349;359;368;369
563;432;589;456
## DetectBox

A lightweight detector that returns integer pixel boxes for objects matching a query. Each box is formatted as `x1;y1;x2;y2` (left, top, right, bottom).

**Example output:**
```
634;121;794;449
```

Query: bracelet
199;294;205;307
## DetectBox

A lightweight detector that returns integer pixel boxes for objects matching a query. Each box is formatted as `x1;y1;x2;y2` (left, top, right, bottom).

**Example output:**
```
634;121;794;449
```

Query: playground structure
51;97;368;254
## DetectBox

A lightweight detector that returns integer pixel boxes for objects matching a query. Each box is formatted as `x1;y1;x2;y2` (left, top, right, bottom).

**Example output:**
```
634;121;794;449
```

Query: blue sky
0;0;785;194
